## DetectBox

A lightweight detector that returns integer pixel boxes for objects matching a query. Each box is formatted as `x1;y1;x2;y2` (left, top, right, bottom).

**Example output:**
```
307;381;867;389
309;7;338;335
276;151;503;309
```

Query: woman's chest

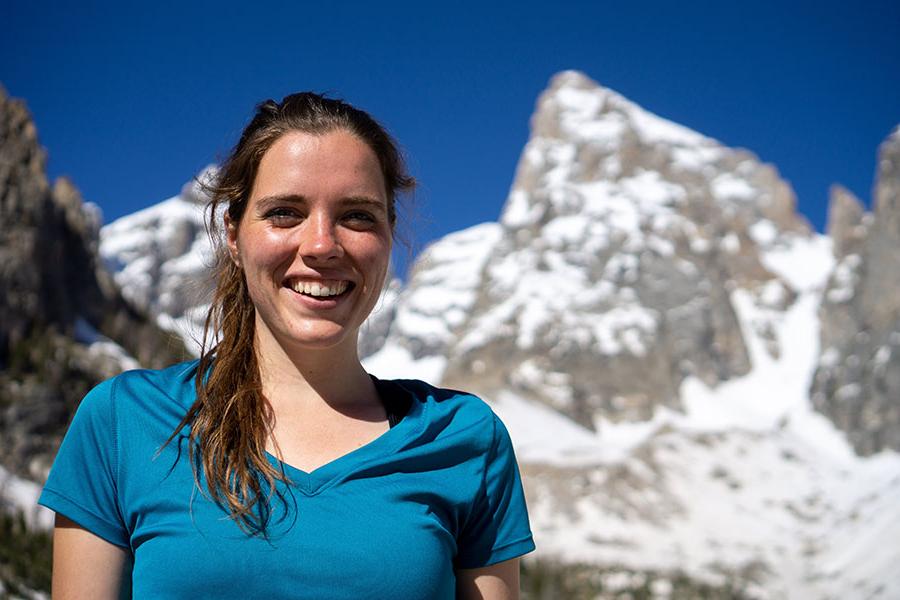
123;463;467;599
266;411;391;474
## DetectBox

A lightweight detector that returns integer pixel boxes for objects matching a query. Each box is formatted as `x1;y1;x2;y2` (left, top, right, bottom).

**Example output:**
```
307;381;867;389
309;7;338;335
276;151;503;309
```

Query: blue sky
3;1;899;276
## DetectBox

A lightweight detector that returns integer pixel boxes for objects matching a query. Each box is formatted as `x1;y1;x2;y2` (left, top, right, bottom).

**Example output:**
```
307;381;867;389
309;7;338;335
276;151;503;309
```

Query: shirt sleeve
455;412;536;569
38;377;130;548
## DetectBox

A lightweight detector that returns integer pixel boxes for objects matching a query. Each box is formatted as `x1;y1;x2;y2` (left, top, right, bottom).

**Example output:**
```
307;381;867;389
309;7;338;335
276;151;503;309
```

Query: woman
39;93;535;599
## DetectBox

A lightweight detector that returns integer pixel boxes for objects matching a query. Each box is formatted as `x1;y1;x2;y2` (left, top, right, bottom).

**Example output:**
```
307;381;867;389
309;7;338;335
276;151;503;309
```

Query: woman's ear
224;212;240;267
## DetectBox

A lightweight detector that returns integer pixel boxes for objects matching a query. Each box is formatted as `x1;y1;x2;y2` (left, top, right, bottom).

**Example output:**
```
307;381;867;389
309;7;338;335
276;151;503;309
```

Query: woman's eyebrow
254;194;385;209
342;196;387;211
254;194;307;208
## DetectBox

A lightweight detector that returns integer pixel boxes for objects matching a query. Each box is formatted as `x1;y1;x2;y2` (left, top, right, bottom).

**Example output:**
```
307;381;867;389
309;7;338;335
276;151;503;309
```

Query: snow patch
0;465;53;530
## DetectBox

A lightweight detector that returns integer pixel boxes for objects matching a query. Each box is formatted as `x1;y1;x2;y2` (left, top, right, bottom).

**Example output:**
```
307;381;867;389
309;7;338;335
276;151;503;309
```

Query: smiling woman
229;130;393;356
38;92;535;599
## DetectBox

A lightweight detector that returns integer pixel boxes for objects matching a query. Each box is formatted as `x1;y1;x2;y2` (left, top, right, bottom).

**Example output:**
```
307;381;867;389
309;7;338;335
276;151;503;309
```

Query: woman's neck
252;325;379;414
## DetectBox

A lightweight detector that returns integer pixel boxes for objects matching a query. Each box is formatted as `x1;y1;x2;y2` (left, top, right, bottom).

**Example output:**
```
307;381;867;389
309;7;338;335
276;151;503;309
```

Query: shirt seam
40;487;129;547
456;534;535;569
109;375;132;547
111;375;122;497
460;409;498;538
481;412;500;503
488;533;535;554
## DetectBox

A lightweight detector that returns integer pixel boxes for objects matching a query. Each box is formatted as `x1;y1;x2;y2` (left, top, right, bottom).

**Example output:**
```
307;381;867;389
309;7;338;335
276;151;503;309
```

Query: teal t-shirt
39;361;535;598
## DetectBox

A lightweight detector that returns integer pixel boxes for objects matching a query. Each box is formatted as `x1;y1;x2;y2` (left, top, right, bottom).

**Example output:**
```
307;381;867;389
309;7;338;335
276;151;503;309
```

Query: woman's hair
165;92;415;535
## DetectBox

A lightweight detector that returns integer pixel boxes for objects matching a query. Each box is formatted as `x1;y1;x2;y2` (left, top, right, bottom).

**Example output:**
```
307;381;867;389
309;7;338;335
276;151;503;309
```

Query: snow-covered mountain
93;71;900;598
367;70;816;426
364;71;900;598
99;167;218;348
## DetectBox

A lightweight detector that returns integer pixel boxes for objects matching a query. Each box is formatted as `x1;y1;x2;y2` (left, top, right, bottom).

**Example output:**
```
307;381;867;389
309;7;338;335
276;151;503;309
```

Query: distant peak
877;123;900;168
548;70;600;91
544;69;629;109
534;70;711;149
179;164;219;205
882;124;900;151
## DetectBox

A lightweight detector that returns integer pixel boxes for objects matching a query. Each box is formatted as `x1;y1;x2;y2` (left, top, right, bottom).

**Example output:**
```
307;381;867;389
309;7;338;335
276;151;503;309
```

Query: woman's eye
265;209;302;226
344;211;376;226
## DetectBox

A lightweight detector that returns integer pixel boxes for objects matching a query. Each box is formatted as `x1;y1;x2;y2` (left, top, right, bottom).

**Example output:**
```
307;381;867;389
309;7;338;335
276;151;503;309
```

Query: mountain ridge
3;72;899;598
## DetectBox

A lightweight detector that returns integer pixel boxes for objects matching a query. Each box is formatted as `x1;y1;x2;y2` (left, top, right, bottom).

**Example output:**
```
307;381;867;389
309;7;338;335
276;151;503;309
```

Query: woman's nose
301;214;343;260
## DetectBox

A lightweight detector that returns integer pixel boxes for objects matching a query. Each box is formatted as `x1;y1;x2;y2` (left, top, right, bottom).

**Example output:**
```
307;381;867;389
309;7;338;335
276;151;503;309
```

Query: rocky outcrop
373;71;811;427
826;184;866;258
0;87;187;483
811;127;900;455
98;169;218;350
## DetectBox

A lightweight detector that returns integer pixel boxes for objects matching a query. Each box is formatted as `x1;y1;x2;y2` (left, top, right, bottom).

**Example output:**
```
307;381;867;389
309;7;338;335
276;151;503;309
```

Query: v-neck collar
264;380;424;496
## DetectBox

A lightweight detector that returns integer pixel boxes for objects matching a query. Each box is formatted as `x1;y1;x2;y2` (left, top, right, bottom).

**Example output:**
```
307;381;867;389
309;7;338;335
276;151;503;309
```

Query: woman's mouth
288;279;354;299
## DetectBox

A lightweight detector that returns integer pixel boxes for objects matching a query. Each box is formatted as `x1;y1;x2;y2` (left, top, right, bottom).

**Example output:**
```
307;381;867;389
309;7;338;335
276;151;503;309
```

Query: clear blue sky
3;1;899;276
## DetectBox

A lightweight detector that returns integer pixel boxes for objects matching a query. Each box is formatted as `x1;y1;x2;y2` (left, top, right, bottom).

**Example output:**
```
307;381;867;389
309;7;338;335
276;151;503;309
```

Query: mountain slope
0;86;188;597
363;71;900;598
370;70;812;428
811;127;900;455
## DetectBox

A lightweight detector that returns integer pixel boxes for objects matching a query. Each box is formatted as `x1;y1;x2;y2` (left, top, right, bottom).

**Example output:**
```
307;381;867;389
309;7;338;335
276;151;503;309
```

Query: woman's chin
281;324;359;353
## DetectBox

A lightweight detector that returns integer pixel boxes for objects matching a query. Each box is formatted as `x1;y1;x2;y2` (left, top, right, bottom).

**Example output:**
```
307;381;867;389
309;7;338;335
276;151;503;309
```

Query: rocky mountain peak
98;168;218;333
858;127;900;331
0;89;186;484
368;71;821;428
813;125;900;455
826;184;866;258
510;71;806;237
0;85;48;191
535;70;710;150
875;125;900;224
1;88;82;357
179;164;218;205
362;80;900;596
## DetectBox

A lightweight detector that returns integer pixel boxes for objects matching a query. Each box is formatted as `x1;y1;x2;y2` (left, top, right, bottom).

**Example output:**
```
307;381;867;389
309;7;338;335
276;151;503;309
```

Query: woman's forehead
251;130;388;202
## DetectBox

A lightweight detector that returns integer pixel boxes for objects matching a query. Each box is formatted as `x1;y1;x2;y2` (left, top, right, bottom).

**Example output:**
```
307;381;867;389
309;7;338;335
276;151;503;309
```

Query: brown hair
165;92;414;535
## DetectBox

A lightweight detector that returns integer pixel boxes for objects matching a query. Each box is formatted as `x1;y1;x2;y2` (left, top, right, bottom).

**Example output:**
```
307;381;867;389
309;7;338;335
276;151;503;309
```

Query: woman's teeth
291;280;349;297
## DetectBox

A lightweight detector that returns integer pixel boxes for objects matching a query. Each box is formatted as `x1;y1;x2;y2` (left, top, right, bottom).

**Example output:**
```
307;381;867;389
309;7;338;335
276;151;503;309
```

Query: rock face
0;87;103;364
99;169;218;349
0;87;186;484
371;71;810;427
811;127;900;455
362;75;900;596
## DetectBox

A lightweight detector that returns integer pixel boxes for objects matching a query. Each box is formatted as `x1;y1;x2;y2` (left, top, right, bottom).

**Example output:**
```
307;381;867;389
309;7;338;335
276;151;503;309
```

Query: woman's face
227;129;392;355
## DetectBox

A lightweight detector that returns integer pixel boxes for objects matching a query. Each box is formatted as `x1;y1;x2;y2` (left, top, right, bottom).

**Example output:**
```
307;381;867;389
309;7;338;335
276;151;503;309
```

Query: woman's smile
284;277;356;310
288;279;352;298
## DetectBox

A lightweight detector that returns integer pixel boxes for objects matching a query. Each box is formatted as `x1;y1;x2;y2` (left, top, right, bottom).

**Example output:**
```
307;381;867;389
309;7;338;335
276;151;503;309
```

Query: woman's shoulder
80;359;200;416
378;377;489;409
108;359;200;391
375;377;502;440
